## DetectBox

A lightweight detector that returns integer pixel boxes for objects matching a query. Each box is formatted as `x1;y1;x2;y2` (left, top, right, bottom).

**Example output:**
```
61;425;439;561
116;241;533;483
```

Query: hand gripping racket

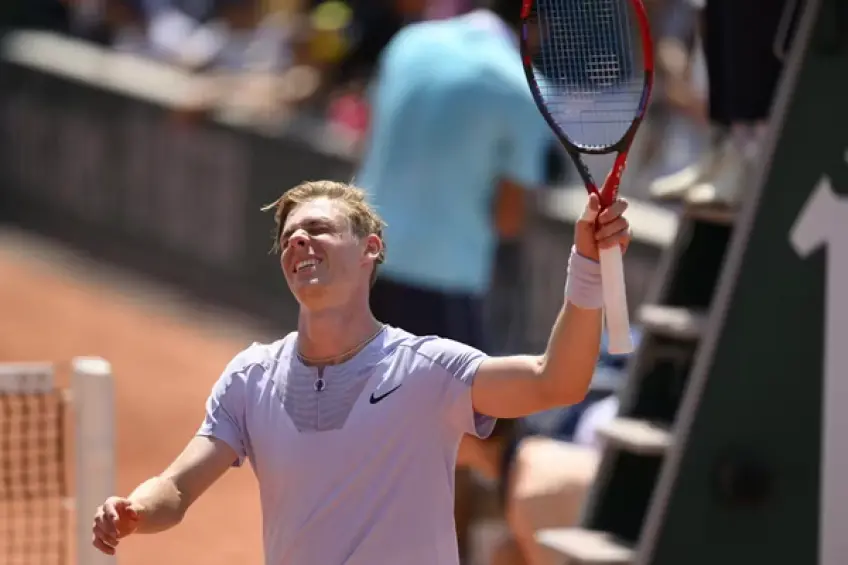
520;0;654;354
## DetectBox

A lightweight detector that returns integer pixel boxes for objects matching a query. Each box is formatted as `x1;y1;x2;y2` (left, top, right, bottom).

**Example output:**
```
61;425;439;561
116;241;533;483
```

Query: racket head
519;0;655;156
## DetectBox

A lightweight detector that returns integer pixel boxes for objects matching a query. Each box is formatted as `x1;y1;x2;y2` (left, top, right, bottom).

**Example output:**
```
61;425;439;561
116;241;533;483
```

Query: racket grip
599;245;634;355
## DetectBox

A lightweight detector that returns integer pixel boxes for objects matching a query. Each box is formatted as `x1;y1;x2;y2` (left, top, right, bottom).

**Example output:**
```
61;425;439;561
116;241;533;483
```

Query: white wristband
565;246;603;309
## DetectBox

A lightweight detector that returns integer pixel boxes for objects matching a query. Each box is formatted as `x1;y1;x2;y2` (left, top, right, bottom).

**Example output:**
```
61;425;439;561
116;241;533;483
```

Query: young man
91;180;630;564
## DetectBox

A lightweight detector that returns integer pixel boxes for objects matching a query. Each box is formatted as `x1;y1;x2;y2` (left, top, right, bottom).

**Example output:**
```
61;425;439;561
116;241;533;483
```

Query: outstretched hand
574;193;631;262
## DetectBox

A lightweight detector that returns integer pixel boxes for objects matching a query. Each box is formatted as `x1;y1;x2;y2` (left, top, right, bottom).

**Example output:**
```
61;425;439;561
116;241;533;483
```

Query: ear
362;234;383;263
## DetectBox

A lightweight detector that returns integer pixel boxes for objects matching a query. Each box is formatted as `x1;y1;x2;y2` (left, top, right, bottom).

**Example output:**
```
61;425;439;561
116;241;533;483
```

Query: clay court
0;228;273;565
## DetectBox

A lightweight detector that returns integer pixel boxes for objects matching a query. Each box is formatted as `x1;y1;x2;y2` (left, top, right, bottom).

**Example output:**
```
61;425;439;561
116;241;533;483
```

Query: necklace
297;323;385;392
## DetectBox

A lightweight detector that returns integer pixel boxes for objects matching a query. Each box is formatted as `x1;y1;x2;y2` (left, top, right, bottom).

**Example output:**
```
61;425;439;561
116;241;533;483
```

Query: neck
469;8;519;45
297;301;382;364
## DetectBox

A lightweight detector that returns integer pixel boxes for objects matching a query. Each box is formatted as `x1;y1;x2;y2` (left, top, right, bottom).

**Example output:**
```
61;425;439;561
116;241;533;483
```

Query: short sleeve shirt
197;325;495;565
354;12;552;295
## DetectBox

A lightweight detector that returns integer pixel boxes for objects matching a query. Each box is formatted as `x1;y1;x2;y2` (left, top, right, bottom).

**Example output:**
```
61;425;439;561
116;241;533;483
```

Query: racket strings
533;0;644;149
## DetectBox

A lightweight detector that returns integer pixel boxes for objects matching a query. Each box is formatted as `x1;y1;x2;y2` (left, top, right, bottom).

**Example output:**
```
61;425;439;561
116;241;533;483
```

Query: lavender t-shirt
197;325;495;565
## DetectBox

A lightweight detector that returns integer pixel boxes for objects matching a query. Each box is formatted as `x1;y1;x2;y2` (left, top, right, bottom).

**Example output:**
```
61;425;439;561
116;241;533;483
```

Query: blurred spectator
649;0;799;210
306;0;353;69
325;79;370;152
684;0;798;210
361;0;551;347
355;0;552;558
458;329;639;565
330;0;426;88
103;0;262;69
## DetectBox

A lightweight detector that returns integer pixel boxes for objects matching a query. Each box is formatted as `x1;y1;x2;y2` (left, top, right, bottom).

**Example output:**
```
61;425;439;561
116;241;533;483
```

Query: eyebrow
281;218;335;241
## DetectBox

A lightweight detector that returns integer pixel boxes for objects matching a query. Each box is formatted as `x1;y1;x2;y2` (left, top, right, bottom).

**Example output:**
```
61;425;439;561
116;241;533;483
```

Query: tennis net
0;359;115;565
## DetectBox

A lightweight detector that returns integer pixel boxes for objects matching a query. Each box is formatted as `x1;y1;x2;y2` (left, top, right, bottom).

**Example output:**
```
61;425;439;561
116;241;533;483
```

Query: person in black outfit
702;0;793;130
651;0;800;208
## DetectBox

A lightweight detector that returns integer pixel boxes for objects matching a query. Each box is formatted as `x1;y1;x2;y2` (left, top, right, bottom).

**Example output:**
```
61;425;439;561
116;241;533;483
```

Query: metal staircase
530;0;832;560
535;207;733;565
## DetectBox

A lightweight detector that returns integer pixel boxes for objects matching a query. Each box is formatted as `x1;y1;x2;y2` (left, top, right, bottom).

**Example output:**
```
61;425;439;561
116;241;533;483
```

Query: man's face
279;198;378;309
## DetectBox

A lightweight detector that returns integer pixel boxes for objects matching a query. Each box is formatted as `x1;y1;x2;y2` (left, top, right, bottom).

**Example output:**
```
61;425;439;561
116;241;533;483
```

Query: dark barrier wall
0;36;665;348
0;59;355;328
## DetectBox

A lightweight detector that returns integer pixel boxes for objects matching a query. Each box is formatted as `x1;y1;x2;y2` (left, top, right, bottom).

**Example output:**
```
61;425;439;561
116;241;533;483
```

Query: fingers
95;505;118;544
597;198;628;224
573;195;630;259
594;197;630;250
92;510;119;552
595;217;628;242
596;226;631;250
114;498;140;521
92;497;137;555
578;192;601;223
92;534;116;556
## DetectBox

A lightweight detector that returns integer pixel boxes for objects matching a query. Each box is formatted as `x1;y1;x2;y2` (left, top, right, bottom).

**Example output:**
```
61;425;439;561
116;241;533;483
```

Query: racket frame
519;0;655;207
519;0;655;354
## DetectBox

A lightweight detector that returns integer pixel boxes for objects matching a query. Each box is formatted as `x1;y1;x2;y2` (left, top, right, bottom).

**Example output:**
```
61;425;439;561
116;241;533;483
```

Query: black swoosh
369;384;402;404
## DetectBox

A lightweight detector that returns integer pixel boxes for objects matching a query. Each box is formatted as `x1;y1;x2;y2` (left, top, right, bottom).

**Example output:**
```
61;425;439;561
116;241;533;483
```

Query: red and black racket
520;0;654;354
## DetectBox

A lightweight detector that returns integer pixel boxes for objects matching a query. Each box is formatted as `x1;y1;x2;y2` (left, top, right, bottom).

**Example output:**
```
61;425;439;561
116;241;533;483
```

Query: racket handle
599;245;634;355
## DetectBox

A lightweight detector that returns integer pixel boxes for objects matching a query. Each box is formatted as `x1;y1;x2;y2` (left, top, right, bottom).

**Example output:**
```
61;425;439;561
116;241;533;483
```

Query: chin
290;281;331;307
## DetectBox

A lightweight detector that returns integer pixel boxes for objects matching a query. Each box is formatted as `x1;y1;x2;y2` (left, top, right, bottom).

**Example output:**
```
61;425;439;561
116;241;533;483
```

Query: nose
289;231;309;248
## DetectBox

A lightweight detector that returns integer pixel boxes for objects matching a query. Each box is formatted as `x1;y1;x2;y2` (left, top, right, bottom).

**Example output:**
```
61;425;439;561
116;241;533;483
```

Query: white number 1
790;171;848;565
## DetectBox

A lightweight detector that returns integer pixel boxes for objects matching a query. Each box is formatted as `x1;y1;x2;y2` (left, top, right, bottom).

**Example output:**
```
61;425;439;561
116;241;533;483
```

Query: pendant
314;378;326;392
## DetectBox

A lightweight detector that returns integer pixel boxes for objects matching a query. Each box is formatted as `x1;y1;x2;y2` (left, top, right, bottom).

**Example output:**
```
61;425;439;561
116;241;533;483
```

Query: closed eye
281;221;335;249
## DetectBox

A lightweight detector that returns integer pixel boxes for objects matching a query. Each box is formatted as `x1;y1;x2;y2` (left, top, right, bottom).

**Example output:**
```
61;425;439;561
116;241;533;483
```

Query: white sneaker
649;128;728;202
686;137;754;210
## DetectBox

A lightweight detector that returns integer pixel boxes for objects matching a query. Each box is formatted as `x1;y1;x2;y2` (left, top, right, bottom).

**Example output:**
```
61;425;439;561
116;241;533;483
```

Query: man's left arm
472;196;631;419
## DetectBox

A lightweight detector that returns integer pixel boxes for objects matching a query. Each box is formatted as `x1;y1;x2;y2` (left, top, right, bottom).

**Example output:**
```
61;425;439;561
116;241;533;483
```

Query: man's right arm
129;435;238;533
92;435;238;554
131;342;255;533
93;346;255;554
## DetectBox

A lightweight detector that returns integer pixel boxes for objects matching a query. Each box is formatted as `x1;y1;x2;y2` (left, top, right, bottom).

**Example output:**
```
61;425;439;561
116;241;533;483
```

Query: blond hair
262;180;387;284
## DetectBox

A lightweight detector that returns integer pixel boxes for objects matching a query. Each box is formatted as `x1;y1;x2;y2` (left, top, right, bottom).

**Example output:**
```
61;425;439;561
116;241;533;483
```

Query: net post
73;357;117;565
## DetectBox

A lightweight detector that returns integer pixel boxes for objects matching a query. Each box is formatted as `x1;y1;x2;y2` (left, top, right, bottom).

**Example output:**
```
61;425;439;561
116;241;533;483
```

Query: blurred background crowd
0;0;799;563
0;0;794;208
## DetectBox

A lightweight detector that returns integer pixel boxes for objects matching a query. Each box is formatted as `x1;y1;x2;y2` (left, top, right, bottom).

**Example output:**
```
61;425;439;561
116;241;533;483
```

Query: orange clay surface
0;228;276;565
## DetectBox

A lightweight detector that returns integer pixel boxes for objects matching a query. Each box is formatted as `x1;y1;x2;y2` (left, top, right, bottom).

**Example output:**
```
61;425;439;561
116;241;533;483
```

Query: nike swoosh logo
369;384;402;404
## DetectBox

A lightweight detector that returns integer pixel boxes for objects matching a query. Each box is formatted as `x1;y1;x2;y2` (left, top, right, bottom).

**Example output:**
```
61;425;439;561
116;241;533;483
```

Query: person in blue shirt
357;0;552;352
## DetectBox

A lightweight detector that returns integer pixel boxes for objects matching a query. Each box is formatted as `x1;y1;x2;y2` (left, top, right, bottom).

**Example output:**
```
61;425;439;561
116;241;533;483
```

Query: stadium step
537;528;634;565
597;417;673;456
564;209;735;561
685;203;737;226
638;305;706;341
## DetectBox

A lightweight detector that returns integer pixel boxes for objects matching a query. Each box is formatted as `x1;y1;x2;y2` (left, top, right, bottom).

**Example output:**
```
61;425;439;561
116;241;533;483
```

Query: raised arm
471;195;630;419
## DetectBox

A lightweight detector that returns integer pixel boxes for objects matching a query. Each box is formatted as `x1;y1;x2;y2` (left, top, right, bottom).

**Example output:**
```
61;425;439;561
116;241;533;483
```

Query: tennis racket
520;0;654;354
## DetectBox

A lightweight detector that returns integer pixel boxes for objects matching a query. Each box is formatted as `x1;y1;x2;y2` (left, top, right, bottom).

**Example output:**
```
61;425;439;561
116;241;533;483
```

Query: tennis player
92;180;630;564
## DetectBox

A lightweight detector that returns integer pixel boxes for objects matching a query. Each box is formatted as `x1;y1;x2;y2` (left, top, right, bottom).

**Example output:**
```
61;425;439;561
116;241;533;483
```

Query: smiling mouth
294;258;321;273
